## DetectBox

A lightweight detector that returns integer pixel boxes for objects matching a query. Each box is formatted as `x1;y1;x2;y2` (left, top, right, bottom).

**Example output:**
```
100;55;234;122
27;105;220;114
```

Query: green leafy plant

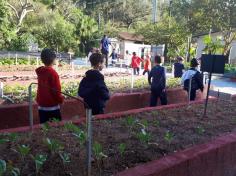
0;138;9;144
93;142;107;161
41;122;50;135
0;160;6;176
6;161;20;176
59;152;71;165
44;138;64;154
32;154;47;174
7;133;19;142
164;131;174;144
64;121;82;134
125;116;136;137
196;126;205;135
136;130;152;147
154;120;160;127
51;118;60;123
118;143;126;156
72;130;86;146
140;119;149;129
17;145;31;161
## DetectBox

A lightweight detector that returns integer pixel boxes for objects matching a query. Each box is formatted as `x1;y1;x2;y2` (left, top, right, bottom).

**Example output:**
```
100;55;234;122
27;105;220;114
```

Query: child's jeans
187;89;197;101
39;109;62;124
133;68;140;75
150;89;168;107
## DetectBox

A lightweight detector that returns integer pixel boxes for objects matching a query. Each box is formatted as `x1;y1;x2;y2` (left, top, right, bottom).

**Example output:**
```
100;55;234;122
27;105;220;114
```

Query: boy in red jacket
143;53;151;76
36;48;64;123
131;52;143;75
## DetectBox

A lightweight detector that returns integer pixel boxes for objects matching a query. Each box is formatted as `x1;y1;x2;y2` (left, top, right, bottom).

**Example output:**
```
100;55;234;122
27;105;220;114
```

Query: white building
195;32;236;64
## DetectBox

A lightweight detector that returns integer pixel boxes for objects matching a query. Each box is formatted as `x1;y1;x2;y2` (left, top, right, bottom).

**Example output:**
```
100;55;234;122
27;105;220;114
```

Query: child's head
41;48;57;66
190;58;199;68
154;55;162;64
177;56;183;63
89;53;105;71
133;52;136;56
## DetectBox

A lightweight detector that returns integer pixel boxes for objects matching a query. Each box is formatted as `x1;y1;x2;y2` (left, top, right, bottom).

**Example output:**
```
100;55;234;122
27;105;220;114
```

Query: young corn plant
44;138;64;155
7;133;19;142
118;143;126;157
196;126;205;135
72;130;86;146
164;131;174;145
64;121;82;134
17;145;31;161
136;130;152;148
125;116;136;137
0;159;6;176
41;122;50;135
6;161;20;176
59;152;71;166
93;142;107;175
32;154;47;175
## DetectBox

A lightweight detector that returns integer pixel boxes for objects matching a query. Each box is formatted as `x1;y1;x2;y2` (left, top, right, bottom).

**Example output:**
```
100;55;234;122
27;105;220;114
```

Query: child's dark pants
150;89;168;107
39;109;62;124
188;89;197;101
133;68;140;75
143;70;150;76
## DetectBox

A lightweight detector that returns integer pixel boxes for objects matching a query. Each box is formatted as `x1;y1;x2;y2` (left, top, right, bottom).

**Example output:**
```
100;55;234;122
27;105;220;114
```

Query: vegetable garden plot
1;101;235;176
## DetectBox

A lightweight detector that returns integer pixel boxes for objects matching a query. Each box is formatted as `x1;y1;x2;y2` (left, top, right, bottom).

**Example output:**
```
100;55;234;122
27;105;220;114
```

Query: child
181;58;204;101
148;55;167;106
173;56;185;78
78;53;110;115
36;48;64;124
131;52;142;75
110;49;118;65
143;53;151;76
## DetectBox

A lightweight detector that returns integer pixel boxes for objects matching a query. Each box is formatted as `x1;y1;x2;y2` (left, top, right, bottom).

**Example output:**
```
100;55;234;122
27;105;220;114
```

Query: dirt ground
0;101;236;175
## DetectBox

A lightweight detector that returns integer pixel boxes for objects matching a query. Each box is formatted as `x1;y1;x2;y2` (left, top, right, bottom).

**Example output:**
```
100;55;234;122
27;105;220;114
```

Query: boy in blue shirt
148;55;167;106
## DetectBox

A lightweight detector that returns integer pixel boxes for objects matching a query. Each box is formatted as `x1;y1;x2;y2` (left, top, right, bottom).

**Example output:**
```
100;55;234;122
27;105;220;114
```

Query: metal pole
0;82;3;98
86;108;93;176
15;53;18;65
152;0;158;23
131;69;134;92
28;84;34;131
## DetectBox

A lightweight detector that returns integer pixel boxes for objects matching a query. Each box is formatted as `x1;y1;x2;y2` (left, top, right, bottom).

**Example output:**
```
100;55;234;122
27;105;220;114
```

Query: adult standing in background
100;35;112;67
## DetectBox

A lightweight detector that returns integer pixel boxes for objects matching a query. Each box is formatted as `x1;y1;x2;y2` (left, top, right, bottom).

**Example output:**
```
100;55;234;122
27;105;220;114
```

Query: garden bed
0;100;235;175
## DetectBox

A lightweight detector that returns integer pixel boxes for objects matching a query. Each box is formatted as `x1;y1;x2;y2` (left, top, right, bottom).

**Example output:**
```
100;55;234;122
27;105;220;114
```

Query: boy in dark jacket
78;53;110;115
181;58;204;101
148;55;167;107
36;48;64;123
173;57;185;78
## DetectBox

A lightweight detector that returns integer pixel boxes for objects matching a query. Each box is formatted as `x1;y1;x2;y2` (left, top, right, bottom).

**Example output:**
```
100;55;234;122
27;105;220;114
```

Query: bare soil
0;101;236;175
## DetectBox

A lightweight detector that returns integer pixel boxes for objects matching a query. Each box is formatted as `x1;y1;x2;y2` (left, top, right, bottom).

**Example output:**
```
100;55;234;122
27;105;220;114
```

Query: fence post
86;108;93;176
28;84;34;131
131;68;134;93
28;55;30;65
0;82;3;98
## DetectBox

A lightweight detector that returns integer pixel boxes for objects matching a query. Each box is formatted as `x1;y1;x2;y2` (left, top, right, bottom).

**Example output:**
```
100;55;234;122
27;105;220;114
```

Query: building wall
196;33;236;64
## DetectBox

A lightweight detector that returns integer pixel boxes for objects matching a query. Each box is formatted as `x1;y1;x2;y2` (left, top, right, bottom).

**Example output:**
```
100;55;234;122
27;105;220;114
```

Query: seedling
6;161;20;176
151;111;158;116
32;154;47;174
164;131;174;144
44;138;64;154
0;138;9;144
93;142;107;160
196;126;205;135
125;116;136;137
118;143;126;156
138;119;149;129
41;122;50;135
64;121;82;134
136;130;152;147
51;118;60;123
0;160;6;176
72;130;86;146
7;133;19;142
154;119;160;127
59;152;71;165
17;145;31;161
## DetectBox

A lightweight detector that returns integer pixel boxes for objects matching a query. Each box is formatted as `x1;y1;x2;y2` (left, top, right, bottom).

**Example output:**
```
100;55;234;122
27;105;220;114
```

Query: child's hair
89;53;104;67
190;58;199;68
41;48;56;66
154;55;162;64
177;56;183;62
133;52;136;56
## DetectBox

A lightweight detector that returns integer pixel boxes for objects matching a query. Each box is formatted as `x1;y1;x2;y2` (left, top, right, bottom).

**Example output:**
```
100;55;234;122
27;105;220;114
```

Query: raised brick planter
0;88;204;130
1;99;236;176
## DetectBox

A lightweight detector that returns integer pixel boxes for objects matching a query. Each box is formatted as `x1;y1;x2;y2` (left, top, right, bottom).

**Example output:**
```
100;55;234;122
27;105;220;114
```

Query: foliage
136;130;152;146
196;126;205;135
93;142;107;161
0;160;6;176
17;145;31;160
32;154;47;174
164;131;174;144
118;143;126;156
59;152;71;165
167;78;181;88
203;35;224;55
44;138;64;154
41;122;50;135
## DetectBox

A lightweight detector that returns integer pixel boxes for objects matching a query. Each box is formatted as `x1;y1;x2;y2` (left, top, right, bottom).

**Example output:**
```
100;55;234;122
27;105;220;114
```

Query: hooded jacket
131;56;142;68
36;66;64;107
78;70;110;113
181;68;204;91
